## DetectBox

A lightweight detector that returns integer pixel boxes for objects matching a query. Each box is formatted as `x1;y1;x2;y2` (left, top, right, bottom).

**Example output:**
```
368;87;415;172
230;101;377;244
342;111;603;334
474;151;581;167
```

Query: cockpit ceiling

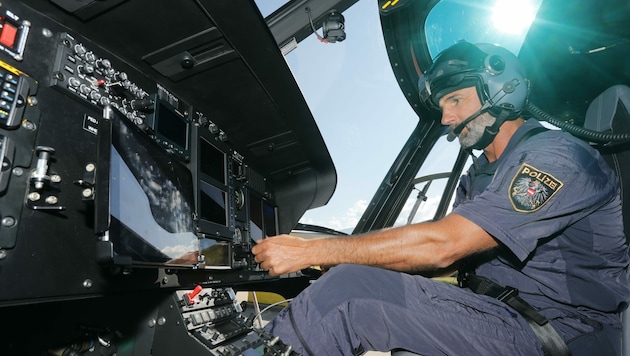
379;0;630;124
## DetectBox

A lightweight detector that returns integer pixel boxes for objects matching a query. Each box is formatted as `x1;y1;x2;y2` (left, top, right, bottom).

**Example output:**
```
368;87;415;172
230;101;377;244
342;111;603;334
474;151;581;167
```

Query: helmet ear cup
475;43;528;119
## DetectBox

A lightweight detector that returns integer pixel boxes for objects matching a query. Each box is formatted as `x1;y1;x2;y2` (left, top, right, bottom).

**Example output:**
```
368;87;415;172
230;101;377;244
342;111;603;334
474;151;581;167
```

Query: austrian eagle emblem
509;163;563;212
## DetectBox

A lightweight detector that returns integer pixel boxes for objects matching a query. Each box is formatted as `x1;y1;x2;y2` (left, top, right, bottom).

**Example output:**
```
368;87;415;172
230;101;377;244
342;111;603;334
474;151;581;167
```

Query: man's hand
252;235;314;276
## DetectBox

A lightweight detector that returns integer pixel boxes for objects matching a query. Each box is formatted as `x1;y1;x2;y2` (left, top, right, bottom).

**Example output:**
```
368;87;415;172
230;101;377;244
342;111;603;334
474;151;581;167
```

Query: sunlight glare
492;0;536;35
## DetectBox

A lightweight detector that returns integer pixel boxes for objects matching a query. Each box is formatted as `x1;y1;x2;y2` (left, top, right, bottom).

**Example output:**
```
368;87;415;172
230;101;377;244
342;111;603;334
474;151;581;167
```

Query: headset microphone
446;128;459;142
446;102;491;142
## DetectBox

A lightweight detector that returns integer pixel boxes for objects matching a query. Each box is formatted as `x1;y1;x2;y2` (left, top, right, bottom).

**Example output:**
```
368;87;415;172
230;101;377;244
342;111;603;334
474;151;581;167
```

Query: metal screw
85;163;95;172
82;188;92;198
28;192;40;201
22;121;35;131
0;250;7;260
45;196;58;205
157;317;166;326
82;279;93;288
53;72;64;81
28;96;38;106
50;175;61;183
147;319;156;328
41;28;53;38
162;276;168;284
12;167;23;176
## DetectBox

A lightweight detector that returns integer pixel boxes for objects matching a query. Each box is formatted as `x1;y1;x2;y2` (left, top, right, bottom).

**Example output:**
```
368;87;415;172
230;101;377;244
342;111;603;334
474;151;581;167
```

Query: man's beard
457;113;497;149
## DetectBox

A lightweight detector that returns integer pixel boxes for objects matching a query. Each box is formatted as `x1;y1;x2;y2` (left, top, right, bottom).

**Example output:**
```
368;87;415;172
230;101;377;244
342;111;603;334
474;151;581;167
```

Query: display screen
263;202;277;236
155;100;189;150
199;238;230;267
249;194;278;241
199;180;228;226
200;137;226;184
109;114;199;266
250;195;263;241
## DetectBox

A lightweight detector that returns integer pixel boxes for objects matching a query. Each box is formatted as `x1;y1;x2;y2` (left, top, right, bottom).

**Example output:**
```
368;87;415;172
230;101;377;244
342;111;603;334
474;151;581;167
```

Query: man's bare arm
252;213;498;276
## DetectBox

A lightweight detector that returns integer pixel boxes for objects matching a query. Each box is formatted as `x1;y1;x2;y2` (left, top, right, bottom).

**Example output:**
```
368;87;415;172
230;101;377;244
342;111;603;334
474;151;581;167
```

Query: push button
0;22;17;48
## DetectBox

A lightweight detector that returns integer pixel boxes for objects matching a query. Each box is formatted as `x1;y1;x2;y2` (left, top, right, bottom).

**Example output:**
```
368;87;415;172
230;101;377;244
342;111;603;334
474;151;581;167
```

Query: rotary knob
97;58;111;69
84;52;96;64
89;90;102;101
68;77;81;89
79;84;91;95
79;64;94;75
74;44;87;57
114;71;128;82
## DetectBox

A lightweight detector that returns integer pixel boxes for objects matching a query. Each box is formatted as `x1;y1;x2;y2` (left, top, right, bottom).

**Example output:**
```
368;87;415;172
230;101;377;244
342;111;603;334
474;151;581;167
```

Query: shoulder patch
509;163;563;213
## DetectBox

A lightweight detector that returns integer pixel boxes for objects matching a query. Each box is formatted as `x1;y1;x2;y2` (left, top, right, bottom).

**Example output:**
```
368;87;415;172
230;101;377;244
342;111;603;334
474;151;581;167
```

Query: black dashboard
0;0;335;354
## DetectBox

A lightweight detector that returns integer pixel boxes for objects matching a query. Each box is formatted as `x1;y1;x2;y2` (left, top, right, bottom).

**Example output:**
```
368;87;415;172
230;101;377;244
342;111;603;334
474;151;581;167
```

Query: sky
257;0;419;232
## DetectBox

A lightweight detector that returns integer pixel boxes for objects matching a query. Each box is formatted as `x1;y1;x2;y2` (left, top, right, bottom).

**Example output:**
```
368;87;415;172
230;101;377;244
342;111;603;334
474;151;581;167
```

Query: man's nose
441;108;456;126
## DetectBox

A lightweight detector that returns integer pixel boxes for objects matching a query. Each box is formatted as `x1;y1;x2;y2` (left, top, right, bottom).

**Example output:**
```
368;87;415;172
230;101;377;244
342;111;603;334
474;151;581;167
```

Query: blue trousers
264;264;547;355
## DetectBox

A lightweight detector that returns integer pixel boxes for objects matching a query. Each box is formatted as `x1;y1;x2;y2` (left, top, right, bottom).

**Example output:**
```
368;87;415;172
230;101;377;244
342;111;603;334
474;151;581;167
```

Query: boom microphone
446;105;489;142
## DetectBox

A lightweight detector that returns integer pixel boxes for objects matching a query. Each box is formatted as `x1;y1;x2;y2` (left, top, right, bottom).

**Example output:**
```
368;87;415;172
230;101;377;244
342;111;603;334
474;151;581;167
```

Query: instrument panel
0;1;335;354
0;0;300;304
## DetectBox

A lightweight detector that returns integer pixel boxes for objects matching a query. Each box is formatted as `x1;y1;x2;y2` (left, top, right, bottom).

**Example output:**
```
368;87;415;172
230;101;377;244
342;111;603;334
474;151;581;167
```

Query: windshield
425;0;543;58
254;0;546;234
259;0;418;233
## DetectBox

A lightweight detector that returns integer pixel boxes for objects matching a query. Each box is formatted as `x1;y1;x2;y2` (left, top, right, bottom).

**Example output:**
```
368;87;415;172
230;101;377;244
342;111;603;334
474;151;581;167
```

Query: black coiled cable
527;102;630;145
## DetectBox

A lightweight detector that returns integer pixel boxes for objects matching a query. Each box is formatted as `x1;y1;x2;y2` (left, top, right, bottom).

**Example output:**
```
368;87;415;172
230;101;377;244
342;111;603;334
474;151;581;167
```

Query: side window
393;136;471;226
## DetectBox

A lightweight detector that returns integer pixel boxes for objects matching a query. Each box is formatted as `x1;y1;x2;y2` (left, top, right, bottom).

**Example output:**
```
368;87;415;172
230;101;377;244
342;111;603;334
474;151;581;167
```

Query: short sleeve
453;133;619;261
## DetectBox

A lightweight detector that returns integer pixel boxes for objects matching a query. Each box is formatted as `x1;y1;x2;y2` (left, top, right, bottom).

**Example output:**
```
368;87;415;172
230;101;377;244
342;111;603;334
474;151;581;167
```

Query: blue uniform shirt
453;119;630;323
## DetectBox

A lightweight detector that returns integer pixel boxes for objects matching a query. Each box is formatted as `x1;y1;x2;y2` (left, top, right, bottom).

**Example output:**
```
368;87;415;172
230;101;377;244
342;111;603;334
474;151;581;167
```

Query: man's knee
306;264;407;315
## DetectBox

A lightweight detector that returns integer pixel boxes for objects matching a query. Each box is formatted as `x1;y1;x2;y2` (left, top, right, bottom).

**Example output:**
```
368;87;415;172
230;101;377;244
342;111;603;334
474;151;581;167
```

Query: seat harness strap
458;272;571;356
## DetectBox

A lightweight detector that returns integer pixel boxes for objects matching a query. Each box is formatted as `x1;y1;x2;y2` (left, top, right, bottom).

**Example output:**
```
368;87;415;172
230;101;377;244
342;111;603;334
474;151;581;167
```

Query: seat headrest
585;84;630;133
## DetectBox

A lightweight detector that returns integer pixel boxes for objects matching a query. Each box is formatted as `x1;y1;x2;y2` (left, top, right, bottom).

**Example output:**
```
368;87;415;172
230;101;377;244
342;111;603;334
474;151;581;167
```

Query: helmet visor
420;70;482;109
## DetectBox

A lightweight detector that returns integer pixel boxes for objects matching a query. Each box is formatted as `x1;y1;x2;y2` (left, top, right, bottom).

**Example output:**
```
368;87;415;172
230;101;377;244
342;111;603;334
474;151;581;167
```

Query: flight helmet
420;41;529;122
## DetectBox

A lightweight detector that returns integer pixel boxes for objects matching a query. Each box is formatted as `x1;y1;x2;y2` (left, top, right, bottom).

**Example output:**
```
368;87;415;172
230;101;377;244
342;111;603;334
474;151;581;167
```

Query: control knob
208;123;219;134
84;52;96;64
79;84;91;95
114;71;128;82
73;44;87;57
98;97;111;106
130;98;154;112
97;58;111;69
89;90;102;102
103;68;115;78
68;77;81;89
79;64;94;75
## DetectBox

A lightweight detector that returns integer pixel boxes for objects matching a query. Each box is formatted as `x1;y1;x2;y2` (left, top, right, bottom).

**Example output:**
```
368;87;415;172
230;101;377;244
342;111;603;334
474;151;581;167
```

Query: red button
0;23;17;48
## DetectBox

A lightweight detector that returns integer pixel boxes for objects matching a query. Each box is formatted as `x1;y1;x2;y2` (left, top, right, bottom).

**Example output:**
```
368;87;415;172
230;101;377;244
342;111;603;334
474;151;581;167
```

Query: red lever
183;285;203;305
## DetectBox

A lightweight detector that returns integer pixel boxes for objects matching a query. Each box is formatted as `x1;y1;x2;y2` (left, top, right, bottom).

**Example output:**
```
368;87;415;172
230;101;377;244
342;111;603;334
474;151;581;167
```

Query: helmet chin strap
467;107;516;150
467;117;502;150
